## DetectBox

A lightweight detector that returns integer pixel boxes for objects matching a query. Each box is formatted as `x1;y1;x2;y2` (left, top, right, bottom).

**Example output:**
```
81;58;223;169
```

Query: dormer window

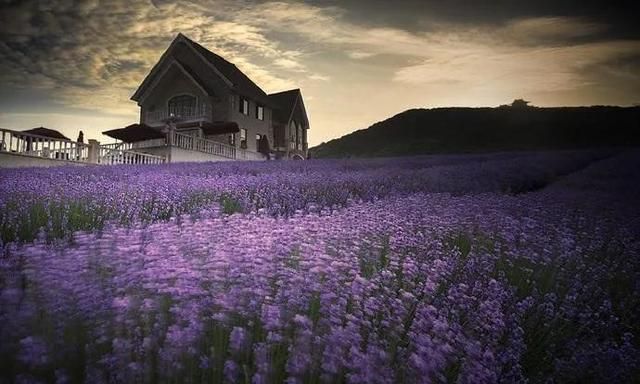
168;94;196;118
239;96;249;115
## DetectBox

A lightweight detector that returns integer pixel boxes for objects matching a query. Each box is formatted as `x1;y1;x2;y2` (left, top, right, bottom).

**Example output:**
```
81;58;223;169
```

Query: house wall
204;133;232;145
228;94;272;152
273;123;286;149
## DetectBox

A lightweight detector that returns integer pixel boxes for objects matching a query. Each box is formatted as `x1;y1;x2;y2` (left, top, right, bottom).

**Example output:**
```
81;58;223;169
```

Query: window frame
239;96;249;115
256;105;264;121
167;94;197;118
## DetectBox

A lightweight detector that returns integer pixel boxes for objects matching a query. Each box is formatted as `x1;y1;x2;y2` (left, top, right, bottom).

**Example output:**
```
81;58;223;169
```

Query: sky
1;0;639;146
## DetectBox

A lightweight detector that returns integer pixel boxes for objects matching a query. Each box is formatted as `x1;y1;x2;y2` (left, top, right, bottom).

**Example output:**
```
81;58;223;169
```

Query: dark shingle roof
269;89;300;124
182;35;272;106
173;57;216;96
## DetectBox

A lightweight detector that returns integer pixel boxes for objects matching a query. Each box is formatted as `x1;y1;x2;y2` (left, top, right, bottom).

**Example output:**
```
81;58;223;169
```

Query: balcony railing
98;144;165;165
171;131;264;161
145;104;209;125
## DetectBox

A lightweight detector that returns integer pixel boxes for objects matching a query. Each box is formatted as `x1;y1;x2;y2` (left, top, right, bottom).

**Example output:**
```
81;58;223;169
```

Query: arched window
168;95;196;118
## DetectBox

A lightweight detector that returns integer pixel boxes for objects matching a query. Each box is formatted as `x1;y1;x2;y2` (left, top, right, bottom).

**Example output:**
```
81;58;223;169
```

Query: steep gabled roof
132;33;273;106
184;36;272;106
269;89;309;129
173;58;214;95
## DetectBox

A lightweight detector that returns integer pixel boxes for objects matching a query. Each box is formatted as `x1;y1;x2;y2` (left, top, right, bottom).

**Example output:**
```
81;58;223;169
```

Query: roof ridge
268;88;300;96
179;33;270;100
181;34;236;67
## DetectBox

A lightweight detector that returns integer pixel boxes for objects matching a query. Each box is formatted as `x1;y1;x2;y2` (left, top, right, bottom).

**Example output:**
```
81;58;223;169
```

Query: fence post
88;139;100;164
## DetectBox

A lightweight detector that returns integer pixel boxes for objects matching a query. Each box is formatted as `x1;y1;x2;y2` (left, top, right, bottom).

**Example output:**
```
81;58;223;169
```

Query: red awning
103;124;166;143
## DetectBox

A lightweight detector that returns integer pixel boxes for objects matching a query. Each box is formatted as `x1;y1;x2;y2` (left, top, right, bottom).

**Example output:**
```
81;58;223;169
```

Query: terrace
0;127;165;167
0;123;265;168
102;126;266;162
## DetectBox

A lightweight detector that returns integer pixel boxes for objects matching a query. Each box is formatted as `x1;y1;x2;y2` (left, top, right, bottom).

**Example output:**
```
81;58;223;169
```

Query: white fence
0;128;89;162
0;126;264;168
98;146;165;165
171;131;264;161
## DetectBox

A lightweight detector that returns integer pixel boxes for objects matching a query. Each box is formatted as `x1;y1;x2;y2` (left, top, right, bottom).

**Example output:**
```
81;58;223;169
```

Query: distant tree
511;99;531;108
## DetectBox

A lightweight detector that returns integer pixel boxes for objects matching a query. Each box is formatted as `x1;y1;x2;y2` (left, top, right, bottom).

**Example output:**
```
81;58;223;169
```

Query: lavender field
1;149;639;383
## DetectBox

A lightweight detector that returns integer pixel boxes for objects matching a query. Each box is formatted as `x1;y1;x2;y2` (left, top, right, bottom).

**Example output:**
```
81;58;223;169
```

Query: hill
310;106;640;158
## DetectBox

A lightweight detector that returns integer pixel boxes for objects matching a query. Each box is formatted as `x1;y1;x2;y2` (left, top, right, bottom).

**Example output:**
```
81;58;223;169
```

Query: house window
228;133;236;146
168;94;196;118
240;128;247;148
256;105;264;121
256;134;261;150
239;96;249;115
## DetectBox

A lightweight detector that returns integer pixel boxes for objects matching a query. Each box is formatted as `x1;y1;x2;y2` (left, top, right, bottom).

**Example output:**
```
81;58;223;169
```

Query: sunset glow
1;0;638;145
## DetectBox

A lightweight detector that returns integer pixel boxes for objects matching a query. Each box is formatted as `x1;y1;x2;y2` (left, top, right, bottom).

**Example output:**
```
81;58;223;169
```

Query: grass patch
219;194;244;215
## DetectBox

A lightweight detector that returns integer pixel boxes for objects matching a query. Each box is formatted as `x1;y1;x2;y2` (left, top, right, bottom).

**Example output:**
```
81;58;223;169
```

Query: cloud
388;28;640;97
274;57;306;71
309;74;331;81
0;0;638;145
253;8;638;98
0;0;321;116
348;51;375;59
502;17;607;45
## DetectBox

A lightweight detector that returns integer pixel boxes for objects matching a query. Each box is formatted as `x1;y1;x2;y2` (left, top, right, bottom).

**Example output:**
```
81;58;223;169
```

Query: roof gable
185;37;272;106
136;59;212;104
269;89;310;129
132;33;272;106
132;34;232;103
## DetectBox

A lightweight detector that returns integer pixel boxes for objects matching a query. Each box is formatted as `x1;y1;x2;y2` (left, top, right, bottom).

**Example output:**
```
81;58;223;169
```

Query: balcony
145;103;210;126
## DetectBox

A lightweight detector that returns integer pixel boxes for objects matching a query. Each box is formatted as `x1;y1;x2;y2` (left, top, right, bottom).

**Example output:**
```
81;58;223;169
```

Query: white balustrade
98;145;165;165
170;131;265;161
0;128;89;162
0;126;263;166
